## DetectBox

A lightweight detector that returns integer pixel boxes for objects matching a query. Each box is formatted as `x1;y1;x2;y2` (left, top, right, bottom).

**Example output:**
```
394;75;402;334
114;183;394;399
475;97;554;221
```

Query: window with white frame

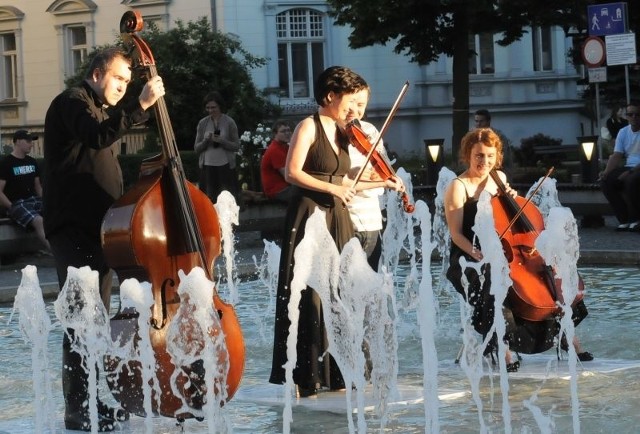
468;33;495;75
532;27;553;72
1;33;17;100
276;8;325;99
66;26;88;77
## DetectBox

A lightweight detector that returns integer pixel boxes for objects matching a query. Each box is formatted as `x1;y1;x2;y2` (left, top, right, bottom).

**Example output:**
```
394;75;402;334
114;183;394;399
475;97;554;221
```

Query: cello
100;10;244;419
489;169;584;322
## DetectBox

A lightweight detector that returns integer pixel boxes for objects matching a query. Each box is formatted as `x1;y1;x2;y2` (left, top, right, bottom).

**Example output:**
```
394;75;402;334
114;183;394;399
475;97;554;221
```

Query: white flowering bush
238;123;271;190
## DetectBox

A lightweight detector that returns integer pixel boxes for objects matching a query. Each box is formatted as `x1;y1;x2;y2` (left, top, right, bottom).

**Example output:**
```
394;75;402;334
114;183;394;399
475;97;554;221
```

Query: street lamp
577;135;599;183
424;138;444;185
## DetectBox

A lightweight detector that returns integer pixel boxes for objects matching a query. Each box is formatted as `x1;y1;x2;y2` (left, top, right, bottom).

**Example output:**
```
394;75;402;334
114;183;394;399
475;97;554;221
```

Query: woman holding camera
194;91;240;203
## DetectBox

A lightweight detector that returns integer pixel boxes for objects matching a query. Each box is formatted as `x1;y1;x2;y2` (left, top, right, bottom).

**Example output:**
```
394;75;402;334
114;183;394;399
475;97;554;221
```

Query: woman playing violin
444;128;592;372
269;66;399;398
345;86;404;270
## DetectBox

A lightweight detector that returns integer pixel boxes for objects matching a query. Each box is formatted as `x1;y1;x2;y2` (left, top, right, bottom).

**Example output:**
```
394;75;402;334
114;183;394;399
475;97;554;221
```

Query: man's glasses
626;112;640;117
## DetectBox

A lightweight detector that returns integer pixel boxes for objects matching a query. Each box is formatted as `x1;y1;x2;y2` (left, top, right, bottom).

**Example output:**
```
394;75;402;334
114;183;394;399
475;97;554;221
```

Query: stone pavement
0;217;638;304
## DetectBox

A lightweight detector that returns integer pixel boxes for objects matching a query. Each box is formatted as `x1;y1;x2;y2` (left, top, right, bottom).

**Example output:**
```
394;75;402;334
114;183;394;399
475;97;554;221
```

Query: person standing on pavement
194;91;241;204
43;46;165;432
0;130;50;252
605;103;628;141
599;100;640;231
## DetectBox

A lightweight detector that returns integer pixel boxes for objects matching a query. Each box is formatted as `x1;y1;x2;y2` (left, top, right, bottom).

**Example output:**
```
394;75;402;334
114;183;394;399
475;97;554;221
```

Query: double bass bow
489;168;584;322
344;81;415;213
100;10;244;419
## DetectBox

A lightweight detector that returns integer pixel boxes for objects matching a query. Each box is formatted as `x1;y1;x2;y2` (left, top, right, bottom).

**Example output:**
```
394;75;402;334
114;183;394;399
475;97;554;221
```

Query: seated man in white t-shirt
599;100;640;231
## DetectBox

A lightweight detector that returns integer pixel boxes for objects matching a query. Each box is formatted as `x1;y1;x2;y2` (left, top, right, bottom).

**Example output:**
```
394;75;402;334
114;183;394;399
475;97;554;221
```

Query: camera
212;129;221;148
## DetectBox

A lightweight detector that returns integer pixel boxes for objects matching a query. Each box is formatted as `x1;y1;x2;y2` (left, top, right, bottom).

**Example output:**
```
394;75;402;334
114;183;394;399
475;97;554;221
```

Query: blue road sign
588;2;627;36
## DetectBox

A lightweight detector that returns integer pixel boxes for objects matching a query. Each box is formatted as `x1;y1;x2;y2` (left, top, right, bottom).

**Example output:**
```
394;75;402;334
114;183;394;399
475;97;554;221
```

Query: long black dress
445;178;588;355
269;113;354;390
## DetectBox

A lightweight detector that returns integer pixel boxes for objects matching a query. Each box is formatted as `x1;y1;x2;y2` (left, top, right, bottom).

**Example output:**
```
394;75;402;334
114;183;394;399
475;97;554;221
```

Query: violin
344;120;414;213
489;169;584;322
100;10;244;419
344;80;414;213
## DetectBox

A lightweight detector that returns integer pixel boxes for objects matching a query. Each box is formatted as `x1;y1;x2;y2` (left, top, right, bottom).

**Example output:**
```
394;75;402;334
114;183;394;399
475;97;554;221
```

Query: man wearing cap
0;129;50;252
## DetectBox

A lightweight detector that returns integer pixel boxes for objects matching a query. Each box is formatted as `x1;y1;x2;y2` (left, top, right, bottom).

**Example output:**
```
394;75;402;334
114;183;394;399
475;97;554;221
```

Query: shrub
514;133;563;168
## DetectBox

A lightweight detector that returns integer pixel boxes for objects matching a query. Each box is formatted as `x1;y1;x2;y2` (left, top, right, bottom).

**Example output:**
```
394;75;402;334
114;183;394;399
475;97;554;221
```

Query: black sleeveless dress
445;178;588;354
269;113;354;390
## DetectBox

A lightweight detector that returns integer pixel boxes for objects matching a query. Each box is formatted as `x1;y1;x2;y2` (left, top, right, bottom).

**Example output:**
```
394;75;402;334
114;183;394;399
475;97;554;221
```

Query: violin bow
351;80;410;187
497;166;555;239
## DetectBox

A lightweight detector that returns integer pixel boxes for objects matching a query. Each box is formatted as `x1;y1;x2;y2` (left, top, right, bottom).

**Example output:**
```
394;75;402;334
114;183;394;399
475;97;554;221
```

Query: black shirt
0;154;40;202
43;81;149;236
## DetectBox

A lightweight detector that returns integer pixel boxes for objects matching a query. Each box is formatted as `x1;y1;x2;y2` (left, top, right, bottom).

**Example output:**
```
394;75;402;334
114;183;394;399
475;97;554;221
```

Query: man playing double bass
444;128;593;373
43;46;165;432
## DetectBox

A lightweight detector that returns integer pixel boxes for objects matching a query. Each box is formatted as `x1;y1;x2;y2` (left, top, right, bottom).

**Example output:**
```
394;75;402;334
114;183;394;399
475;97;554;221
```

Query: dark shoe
577;351;594;362
64;412;116;432
297;386;317;398
98;400;129;422
506;361;520;372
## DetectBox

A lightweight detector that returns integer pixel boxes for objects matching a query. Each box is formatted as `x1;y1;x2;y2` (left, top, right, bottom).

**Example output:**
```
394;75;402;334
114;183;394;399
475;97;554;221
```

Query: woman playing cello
444;128;592;371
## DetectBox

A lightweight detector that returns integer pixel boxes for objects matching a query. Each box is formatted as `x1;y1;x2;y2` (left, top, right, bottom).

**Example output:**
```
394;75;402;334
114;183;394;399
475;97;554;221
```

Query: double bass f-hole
149;278;224;330
150;278;174;330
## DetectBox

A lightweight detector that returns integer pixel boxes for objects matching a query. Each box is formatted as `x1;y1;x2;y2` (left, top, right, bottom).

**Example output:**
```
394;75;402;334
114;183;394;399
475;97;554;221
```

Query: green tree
65;17;279;150
326;0;589;159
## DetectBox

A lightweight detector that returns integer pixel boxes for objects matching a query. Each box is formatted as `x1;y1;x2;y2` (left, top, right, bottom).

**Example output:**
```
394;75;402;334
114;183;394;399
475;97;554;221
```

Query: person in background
600;100;640;231
345;88;404;270
194;91;240;203
444;128;592;373
473;109;492;129
606;103;628;141
260;119;298;204
43;46;164;432
0;130;50;252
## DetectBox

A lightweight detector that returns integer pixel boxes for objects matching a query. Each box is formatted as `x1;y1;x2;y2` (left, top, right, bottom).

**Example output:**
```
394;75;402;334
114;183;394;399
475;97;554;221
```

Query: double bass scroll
101;10;245;419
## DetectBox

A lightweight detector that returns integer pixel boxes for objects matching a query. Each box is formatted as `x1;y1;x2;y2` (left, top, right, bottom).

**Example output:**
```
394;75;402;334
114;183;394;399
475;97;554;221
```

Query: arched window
276;8;325;99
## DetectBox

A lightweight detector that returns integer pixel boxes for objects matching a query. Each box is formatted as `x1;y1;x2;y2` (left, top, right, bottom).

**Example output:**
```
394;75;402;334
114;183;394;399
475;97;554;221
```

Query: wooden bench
532;144;580;160
0;217;41;264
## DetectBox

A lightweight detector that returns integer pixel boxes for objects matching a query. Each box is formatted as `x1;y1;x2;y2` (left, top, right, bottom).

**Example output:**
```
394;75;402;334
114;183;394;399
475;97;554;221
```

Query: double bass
489;169;584;322
100;11;244;419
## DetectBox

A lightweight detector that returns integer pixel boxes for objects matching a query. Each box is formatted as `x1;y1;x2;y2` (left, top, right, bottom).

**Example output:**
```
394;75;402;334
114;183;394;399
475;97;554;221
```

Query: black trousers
601;166;640;224
199;163;237;204
48;225;113;416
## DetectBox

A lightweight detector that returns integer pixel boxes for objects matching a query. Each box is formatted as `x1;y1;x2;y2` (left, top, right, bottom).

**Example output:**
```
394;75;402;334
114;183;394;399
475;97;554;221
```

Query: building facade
0;0;591;159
